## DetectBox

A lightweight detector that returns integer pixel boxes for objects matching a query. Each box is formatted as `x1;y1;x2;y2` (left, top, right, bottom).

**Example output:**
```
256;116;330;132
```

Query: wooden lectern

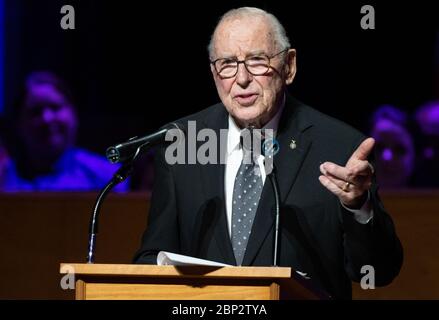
60;263;326;300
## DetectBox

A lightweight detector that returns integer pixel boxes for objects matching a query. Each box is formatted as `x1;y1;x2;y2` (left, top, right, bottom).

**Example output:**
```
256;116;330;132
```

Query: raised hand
319;138;375;208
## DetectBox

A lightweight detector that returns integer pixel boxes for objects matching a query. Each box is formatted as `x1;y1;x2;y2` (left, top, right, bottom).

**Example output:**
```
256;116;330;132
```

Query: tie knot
240;127;262;164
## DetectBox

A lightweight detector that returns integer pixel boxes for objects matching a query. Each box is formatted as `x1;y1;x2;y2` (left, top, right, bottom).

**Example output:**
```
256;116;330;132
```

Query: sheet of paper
157;251;232;267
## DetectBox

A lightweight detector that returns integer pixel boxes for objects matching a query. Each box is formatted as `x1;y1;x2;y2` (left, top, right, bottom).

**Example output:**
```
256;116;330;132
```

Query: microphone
267;167;281;267
86;122;185;263
106;122;185;164
262;135;281;267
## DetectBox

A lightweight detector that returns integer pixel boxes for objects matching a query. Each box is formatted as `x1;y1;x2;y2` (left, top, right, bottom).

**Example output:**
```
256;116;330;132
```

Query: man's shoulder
292;99;366;141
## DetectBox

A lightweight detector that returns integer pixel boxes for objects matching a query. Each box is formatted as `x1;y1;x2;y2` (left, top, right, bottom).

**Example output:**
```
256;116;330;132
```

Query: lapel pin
289;139;297;150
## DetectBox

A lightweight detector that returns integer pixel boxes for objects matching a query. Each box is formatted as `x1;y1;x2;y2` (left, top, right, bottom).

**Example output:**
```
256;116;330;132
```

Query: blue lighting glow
0;0;4;113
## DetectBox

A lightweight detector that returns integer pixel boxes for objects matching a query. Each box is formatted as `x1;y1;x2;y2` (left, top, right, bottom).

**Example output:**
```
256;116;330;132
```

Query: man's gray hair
208;7;291;59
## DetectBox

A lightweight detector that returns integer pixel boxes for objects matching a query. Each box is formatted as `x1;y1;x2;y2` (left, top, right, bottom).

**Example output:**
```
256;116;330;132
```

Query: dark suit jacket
133;96;403;299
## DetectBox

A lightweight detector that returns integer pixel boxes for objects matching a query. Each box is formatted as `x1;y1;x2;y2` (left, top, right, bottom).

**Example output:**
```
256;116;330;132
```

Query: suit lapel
243;96;313;265
274;98;313;204
198;105;237;265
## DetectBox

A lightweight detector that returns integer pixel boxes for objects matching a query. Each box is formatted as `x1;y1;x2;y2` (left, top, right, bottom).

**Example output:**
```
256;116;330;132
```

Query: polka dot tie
231;145;263;266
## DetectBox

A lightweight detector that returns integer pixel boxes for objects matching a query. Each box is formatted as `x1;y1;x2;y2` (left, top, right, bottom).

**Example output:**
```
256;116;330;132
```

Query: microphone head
106;147;121;164
105;121;186;164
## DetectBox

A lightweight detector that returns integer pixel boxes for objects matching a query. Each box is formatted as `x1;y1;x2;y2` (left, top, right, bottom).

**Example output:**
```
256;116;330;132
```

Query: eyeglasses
210;49;289;79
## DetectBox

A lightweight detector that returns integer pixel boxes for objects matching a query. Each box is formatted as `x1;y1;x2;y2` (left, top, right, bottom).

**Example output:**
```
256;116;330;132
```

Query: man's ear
210;63;216;76
285;49;297;85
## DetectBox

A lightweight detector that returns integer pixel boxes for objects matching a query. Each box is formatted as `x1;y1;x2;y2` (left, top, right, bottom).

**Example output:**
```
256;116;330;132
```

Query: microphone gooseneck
86;162;133;263
268;168;281;267
87;122;184;263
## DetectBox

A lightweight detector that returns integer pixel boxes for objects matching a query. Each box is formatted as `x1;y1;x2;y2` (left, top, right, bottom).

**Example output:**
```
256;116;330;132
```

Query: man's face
19;83;77;157
211;16;296;128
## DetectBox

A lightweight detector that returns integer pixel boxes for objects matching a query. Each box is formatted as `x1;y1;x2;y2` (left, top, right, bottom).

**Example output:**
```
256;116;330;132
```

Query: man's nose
235;62;252;87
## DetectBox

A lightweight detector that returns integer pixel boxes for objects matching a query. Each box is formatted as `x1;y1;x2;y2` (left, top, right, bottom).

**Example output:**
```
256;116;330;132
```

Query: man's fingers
323;173;353;192
321;162;357;182
321;163;345;180
318;175;344;197
349;161;372;176
348;137;375;163
321;161;372;181
320;162;373;190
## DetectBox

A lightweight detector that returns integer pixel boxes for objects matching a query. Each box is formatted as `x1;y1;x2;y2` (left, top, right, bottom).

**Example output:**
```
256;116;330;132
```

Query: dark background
4;0;439;155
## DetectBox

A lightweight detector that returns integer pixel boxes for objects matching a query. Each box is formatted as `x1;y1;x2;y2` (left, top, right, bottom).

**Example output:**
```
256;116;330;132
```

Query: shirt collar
227;95;285;156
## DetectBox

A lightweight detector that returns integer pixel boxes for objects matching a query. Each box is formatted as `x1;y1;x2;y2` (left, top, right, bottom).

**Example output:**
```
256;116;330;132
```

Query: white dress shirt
224;102;373;237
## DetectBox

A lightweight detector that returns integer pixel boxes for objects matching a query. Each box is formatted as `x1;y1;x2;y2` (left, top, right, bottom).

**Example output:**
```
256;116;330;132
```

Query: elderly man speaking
134;7;402;299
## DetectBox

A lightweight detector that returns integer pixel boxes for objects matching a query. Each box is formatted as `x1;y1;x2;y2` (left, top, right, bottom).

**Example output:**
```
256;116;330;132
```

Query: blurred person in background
410;29;439;188
370;105;415;189
412;101;439;187
0;71;128;192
